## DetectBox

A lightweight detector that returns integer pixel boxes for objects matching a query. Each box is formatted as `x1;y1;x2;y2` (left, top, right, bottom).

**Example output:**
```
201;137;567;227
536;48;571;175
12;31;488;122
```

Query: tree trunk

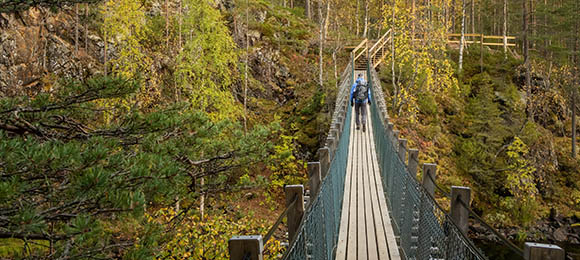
478;0;481;35
84;4;88;51
530;0;535;49
178;0;182;50
451;0;456;31
324;0;330;40
306;0;311;19
244;0;249;134
165;0;169;50
493;4;497;35
573;0;579;158
363;0;369;37
377;0;384;38
356;0;360;36
318;0;324;87
41;10;47;72
503;0;508;59
573;94;577;158
391;3;397;108
458;0;467;72
523;0;532;120
75;3;79;55
104;6;108;76
412;0;415;42
200;178;205;220
444;0;448;31
471;0;475;33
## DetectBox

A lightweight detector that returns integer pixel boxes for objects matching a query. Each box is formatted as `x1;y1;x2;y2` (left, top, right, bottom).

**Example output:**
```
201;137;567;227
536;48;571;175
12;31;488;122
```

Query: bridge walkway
335;84;400;259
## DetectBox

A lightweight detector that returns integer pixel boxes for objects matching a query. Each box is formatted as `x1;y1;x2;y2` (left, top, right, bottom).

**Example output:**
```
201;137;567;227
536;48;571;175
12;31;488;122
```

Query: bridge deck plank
367;109;401;260
335;101;356;260
335;97;399;260
356;120;366;259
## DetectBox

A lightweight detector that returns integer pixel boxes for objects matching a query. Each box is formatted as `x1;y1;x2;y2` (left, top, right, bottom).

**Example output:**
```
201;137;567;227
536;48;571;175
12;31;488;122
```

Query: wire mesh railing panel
283;62;353;260
368;68;487;260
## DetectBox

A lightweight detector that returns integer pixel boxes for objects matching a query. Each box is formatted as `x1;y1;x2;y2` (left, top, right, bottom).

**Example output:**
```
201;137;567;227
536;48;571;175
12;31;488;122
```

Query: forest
0;0;578;259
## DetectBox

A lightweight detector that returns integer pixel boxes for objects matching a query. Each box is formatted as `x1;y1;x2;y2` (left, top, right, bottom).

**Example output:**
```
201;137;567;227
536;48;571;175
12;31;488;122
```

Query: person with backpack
350;74;372;132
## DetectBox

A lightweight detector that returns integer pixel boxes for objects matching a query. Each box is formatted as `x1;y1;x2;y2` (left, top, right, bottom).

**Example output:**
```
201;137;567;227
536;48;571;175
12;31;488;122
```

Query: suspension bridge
228;31;566;260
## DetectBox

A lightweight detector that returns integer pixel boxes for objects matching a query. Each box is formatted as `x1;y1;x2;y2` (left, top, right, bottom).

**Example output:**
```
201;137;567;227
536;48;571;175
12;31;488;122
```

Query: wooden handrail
447;33;516;40
483;35;516;40
354;46;368;61
351;38;368;56
371;36;391;57
369;29;392;54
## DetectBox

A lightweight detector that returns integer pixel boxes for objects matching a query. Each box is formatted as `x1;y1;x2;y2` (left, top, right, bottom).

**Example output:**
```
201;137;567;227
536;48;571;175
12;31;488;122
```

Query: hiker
350;74;372;132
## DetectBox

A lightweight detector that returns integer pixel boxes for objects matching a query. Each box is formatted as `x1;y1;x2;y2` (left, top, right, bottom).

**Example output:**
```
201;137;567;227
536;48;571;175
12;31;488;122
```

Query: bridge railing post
331;128;339;148
408;149;419;178
336;119;343;136
422;164;437;197
398;138;407;163
524;242;565;260
392;130;399;150
318;147;330;179
285;185;304;243
307;162;322;200
451;186;471;235
228;235;263;260
327;136;337;160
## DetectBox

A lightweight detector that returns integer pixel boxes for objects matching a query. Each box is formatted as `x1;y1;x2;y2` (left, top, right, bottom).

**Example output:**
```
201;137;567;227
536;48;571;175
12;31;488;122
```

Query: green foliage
0;75;276;258
268;131;307;189
455;76;511;188
145;207;284;260
503;137;539;226
175;0;239;121
383;0;458;120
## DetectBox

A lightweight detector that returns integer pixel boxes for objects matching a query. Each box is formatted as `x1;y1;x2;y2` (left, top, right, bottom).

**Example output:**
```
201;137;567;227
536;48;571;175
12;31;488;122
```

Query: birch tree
458;0;467;72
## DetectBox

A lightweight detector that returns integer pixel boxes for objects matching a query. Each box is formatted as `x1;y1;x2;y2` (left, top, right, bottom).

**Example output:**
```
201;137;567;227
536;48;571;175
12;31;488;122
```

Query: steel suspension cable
263;195;298;245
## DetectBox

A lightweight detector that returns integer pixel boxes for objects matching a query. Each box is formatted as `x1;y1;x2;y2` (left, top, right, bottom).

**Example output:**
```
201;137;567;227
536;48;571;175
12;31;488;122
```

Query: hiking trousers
355;102;367;127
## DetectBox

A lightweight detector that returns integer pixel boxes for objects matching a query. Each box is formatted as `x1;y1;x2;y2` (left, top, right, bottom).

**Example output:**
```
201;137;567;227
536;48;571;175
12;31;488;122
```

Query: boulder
553;226;568;242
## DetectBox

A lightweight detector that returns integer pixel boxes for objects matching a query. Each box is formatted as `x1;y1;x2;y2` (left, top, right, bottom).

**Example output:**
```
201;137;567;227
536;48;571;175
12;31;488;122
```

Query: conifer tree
0;75;274;257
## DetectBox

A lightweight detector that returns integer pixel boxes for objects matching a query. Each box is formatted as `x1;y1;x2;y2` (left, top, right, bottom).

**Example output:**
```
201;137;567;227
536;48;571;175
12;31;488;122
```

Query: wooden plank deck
335;99;400;260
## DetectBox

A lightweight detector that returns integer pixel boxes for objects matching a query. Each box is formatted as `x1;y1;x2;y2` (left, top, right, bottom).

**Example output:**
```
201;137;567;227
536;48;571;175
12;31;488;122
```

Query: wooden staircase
351;30;392;72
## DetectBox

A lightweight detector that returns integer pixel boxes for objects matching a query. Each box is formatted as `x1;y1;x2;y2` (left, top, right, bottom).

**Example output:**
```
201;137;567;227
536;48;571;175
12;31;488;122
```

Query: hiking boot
362;124;366;132
356;125;360;130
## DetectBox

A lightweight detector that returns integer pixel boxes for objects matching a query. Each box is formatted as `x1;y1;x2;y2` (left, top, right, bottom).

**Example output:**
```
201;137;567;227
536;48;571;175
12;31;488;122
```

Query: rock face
0;8;101;96
251;46;294;104
469;215;580;246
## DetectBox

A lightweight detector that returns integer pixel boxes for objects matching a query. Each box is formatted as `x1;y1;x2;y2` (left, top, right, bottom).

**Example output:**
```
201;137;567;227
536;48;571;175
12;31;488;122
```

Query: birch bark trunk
458;0;467;72
503;0;507;59
363;0;369;37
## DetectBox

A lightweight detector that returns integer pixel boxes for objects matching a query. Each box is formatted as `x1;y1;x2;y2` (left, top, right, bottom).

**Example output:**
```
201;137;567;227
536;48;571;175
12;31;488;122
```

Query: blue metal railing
282;61;353;259
368;66;488;260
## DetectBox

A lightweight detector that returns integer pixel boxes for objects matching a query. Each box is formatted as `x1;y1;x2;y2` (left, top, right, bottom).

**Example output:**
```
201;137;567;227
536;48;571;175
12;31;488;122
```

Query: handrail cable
456;197;525;257
263;194;298;245
425;171;452;197
423;169;525;257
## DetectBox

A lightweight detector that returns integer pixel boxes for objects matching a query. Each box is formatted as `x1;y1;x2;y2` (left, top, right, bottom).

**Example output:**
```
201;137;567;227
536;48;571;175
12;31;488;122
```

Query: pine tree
0;75;275;257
